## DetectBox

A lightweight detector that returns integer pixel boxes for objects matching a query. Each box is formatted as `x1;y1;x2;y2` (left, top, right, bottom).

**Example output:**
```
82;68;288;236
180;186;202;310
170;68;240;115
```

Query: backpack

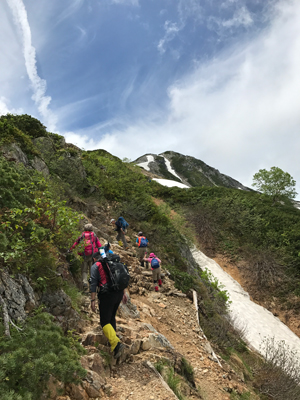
138;236;148;248
117;216;129;231
83;232;98;256
151;258;160;268
100;258;130;292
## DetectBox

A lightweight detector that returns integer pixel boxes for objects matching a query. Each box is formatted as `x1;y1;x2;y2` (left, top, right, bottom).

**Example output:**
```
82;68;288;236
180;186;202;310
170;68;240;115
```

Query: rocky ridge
134;151;251;191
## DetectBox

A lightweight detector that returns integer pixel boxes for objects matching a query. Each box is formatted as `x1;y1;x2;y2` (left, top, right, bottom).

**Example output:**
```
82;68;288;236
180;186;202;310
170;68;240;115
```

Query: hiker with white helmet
135;231;149;268
68;223;101;290
110;217;129;250
143;252;162;292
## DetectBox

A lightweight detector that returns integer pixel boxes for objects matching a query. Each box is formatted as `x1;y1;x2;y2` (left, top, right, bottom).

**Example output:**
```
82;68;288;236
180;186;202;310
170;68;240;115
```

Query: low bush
0;312;86;400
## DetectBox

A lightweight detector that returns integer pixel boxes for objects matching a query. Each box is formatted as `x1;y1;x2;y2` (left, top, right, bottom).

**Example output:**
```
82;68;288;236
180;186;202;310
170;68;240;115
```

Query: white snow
191;248;300;359
135;155;155;171
153;178;189;189
160;155;183;182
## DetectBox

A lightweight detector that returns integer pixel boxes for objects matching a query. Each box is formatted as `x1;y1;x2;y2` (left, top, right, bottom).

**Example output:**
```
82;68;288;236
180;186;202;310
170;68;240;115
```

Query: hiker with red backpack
90;250;129;359
135;231;149;268
143;252;162;292
110;217;129;249
68;223;101;290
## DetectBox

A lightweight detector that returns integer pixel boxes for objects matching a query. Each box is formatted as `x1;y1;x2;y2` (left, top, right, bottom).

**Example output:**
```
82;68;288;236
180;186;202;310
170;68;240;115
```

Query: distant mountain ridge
134;151;251;191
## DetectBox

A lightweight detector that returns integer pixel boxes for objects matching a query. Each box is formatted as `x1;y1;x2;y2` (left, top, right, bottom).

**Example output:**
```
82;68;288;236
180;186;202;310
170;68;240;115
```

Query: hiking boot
113;342;126;359
158;279;162;287
155;286;159;292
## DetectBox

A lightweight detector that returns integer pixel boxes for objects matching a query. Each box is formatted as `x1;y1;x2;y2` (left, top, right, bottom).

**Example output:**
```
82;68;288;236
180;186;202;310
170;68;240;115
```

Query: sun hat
138;231;143;236
84;223;93;231
149;253;155;258
110;219;115;223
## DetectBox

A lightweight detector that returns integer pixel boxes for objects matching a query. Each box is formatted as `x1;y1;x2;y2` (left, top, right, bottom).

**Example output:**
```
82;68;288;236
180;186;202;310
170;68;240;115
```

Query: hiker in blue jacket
110;217;129;249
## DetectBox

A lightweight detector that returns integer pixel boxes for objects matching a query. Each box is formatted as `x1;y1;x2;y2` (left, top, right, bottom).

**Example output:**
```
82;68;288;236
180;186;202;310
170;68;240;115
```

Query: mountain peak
134;151;251;191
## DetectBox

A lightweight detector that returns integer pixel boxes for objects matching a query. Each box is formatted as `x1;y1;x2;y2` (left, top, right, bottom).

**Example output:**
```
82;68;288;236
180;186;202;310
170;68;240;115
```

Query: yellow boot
102;323;120;352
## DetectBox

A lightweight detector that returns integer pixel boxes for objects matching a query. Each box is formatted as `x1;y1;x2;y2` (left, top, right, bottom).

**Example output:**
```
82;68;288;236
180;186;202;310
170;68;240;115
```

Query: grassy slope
2;114;300;399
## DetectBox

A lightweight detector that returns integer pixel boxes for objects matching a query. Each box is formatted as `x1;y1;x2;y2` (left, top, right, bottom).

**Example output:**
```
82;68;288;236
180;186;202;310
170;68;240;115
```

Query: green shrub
0;312;86;400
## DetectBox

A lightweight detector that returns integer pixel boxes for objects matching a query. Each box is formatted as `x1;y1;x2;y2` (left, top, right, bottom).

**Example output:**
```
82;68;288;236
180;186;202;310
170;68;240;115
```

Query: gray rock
31;156;49;176
0;271;36;321
1;143;29;166
148;333;174;350
41;289;84;332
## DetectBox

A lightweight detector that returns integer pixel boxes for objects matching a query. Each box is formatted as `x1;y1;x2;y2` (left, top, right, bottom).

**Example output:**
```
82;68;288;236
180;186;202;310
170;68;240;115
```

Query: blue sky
1;0;300;195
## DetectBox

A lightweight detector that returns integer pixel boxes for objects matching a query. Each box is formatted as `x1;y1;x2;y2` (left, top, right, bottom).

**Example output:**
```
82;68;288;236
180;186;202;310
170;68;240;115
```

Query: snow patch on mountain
153;178;189;189
135;155;154;171
159;154;183;182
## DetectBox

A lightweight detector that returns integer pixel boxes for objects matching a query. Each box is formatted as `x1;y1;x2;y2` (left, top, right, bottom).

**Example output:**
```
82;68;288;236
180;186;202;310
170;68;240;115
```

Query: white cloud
110;0;139;6
157;21;182;54
0;97;23;116
67;0;300;194
6;0;57;131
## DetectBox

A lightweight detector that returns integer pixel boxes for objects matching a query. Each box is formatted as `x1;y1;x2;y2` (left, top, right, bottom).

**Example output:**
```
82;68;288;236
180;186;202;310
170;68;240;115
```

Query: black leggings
98;290;124;330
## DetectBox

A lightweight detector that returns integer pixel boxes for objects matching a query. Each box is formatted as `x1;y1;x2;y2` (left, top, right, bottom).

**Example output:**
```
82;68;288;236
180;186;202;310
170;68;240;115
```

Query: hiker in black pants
90;251;127;359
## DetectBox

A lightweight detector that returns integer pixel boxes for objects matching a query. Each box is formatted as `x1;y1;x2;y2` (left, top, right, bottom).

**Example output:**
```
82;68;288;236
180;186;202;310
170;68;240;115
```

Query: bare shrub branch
254;337;300;400
245;250;283;288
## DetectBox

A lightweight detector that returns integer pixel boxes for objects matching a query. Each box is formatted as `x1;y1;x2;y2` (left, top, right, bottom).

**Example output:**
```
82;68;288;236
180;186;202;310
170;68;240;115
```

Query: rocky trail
55;235;254;400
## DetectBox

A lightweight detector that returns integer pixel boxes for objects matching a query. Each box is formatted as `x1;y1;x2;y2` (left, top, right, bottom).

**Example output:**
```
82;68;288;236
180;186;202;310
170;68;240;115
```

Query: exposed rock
147;333;174;350
0;271;36;321
66;383;89;400
118;295;140;319
31;156;49;176
82;331;108;347
1;143;29;166
41;289;84;333
33;137;56;155
130;339;142;355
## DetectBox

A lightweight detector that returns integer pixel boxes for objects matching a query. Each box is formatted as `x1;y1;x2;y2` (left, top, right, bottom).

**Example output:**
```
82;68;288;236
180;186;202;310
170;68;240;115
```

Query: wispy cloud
110;0;139;6
209;5;253;32
157;21;182;54
6;0;57;130
55;0;85;25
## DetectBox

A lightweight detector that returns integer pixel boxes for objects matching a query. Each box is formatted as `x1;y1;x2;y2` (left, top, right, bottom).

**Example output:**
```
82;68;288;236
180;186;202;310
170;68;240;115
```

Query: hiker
110;217;129;249
101;242;113;254
135;232;149;268
143;252;162;292
68;223;101;290
90;251;128;359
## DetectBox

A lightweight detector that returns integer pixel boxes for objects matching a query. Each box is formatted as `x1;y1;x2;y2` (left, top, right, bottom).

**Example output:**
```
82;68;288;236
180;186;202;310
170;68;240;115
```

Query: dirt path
76;240;252;400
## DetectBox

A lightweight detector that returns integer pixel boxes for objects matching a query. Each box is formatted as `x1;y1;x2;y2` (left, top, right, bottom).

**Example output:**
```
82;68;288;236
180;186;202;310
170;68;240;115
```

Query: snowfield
135;155;154;171
191;248;300;360
153;178;189;189
159;155;183;182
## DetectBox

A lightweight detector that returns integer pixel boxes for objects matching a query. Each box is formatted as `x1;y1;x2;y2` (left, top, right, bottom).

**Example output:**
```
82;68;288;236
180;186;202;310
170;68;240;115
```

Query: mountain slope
134;151;251;191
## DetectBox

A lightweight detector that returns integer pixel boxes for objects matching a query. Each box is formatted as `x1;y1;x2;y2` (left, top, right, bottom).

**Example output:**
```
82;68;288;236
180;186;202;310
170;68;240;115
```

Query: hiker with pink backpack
68;223;102;290
143;252;162;292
